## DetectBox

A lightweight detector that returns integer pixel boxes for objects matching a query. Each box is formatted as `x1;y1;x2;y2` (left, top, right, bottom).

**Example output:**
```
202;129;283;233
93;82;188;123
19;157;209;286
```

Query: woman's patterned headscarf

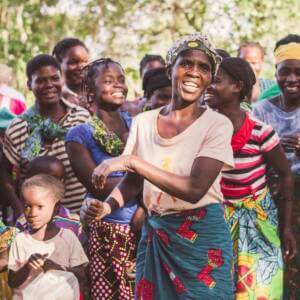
166;33;222;75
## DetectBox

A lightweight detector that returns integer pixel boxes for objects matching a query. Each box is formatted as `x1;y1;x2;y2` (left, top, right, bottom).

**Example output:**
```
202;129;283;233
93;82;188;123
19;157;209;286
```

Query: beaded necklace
91;115;125;156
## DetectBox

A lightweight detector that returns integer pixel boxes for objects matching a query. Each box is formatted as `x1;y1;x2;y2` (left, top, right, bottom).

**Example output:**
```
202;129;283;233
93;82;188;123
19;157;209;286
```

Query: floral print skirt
224;188;283;300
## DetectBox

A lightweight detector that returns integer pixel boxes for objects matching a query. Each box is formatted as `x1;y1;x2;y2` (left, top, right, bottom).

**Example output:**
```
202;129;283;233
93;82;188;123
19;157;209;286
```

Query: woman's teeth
285;86;299;92
183;81;199;92
112;92;124;97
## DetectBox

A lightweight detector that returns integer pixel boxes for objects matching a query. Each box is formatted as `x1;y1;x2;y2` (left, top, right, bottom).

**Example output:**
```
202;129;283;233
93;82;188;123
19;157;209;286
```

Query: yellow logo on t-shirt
162;156;171;171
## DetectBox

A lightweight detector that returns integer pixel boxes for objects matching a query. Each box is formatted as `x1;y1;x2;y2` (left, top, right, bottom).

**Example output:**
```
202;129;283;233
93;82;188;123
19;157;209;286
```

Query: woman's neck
166;96;202;121
36;101;66;122
96;107;122;124
280;94;300;112
219;104;246;134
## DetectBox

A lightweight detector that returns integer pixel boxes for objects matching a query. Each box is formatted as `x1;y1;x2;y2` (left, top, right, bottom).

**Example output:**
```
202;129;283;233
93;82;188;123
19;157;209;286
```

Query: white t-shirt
8;228;88;300
123;106;234;215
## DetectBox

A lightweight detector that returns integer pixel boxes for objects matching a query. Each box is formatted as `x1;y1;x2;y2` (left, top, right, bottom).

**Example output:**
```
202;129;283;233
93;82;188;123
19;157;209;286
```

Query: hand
282;227;297;261
43;259;62;272
27;253;48;271
80;198;111;223
92;155;134;190
281;134;300;152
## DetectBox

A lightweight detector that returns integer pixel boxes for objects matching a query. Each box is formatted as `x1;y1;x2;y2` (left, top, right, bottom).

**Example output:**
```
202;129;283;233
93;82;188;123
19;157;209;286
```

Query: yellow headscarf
274;42;300;65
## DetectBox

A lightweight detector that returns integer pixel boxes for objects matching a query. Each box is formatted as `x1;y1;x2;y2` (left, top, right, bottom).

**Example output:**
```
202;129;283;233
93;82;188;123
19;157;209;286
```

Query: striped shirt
3;99;90;212
221;116;279;201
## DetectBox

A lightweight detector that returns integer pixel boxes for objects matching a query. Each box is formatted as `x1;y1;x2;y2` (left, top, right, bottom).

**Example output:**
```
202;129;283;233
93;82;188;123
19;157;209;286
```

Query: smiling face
61;45;89;88
171;49;213;103
206;67;240;109
23;186;57;231
276;59;300;100
28;65;63;106
92;63;128;109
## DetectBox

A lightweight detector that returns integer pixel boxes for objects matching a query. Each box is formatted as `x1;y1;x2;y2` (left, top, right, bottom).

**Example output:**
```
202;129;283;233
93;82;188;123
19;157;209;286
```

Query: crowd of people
0;32;299;300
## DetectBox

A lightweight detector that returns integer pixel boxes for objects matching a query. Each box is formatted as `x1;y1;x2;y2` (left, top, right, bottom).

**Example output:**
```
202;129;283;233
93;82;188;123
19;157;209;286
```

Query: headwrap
0;107;15;130
166;32;222;75
274;42;300;65
20;106;67;161
142;67;171;97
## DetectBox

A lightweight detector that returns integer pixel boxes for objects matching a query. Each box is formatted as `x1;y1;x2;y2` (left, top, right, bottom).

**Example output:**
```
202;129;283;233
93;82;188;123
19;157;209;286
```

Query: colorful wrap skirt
224;188;283;300
135;204;234;300
88;220;137;300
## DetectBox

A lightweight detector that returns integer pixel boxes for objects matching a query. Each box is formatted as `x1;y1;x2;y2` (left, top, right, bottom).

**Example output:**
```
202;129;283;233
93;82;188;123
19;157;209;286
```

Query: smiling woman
1;54;90;217
52;38;91;112
66;58;144;300
252;34;300;299
82;34;236;299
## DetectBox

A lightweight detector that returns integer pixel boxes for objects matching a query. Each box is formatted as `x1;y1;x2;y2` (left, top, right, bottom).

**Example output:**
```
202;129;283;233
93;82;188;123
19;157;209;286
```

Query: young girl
52;38;93;114
66;58;145;299
8;174;88;300
15;156;86;244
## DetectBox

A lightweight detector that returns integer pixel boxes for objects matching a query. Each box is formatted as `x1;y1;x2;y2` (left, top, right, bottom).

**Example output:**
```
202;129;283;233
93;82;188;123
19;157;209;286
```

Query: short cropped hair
26;54;61;80
220;57;256;101
139;54;166;76
52;37;88;62
21;174;65;203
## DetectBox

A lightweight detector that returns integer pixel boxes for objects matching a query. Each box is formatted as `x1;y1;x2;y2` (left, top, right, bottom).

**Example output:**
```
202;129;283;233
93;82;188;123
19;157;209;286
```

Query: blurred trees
0;0;299;99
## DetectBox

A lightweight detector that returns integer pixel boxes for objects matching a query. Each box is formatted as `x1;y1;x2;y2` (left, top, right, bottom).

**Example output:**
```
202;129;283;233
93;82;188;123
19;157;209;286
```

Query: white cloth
8;228;88;299
14;270;80;300
123;106;234;215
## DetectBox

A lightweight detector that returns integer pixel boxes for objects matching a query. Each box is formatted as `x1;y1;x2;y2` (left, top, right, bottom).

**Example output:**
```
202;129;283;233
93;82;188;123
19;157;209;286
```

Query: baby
8;174;88;300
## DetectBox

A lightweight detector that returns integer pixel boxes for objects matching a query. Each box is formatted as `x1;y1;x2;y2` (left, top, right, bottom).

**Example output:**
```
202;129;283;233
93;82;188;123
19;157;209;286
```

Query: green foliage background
0;0;299;102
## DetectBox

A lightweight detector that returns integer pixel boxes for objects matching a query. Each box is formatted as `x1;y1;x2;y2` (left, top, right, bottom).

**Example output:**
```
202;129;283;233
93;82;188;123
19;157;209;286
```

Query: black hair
81;58;124;103
216;49;230;59
220;57;256;101
142;67;171;98
27;156;65;178
26;54;61;80
274;34;300;51
139;54;166;76
237;41;265;58
52;38;88;63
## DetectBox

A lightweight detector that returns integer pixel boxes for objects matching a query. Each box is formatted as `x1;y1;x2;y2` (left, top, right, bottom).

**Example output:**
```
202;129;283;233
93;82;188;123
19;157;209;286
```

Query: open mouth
182;81;200;93
111;91;125;98
285;85;300;93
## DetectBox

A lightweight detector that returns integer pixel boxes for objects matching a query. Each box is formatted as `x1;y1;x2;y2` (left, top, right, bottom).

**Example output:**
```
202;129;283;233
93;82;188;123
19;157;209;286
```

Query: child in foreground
8;174;88;300
16;156;86;244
